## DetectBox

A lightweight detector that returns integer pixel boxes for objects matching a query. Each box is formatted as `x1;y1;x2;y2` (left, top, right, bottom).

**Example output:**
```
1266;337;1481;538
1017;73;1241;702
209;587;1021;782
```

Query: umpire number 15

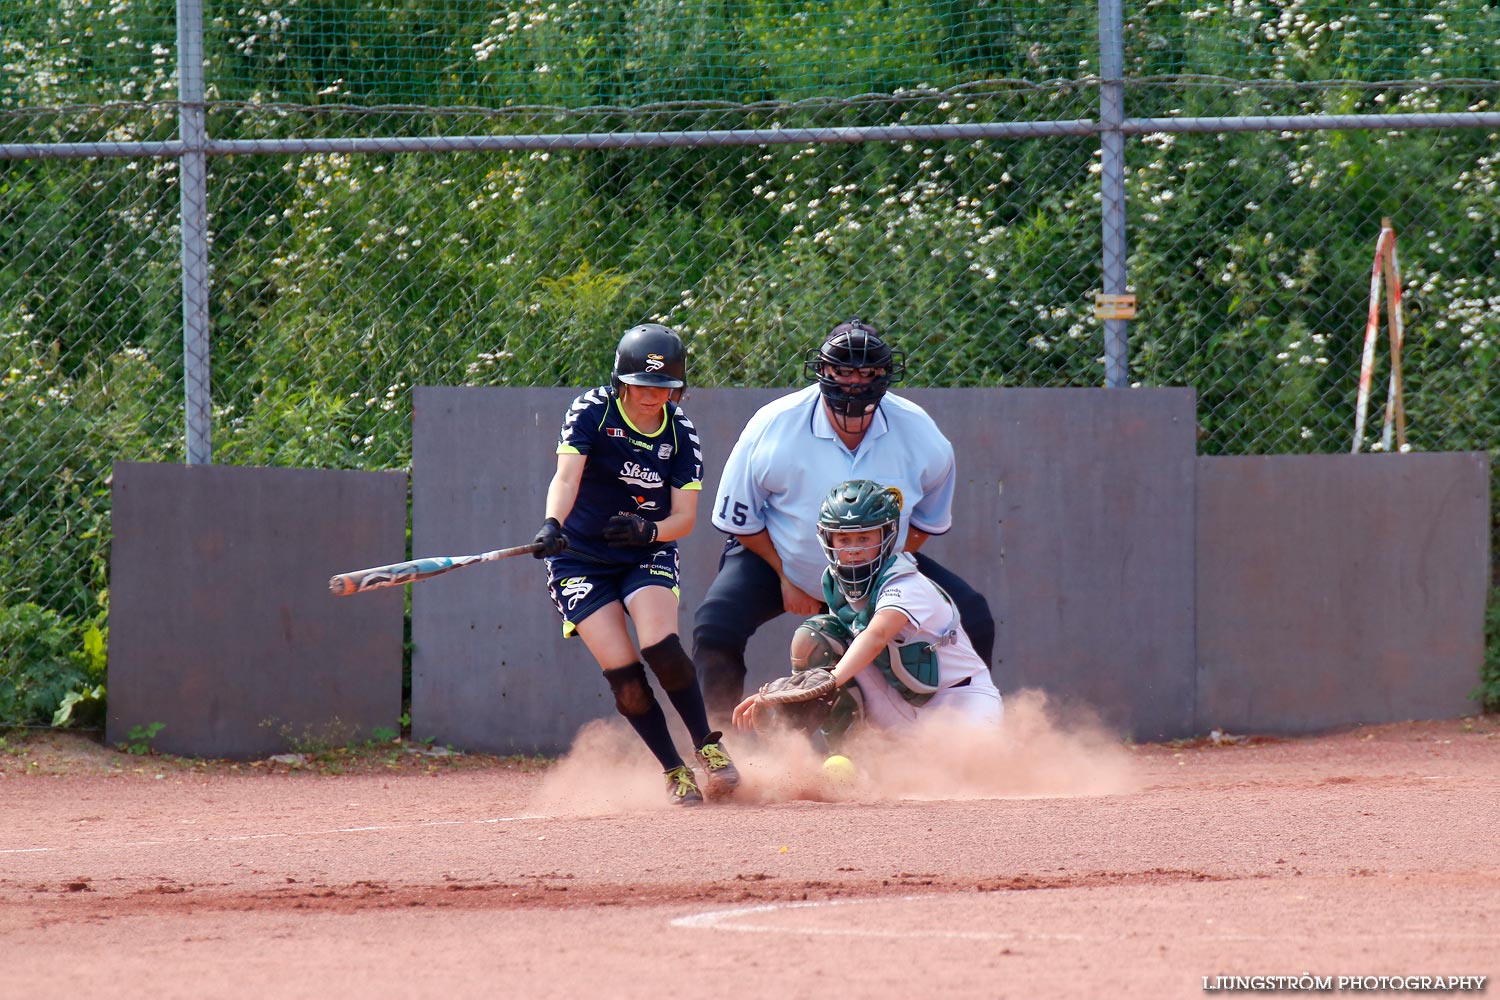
718;496;750;527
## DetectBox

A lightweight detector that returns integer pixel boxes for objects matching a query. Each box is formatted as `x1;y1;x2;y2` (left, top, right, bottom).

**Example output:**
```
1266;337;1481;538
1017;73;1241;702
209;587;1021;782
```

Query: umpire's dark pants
691;538;997;723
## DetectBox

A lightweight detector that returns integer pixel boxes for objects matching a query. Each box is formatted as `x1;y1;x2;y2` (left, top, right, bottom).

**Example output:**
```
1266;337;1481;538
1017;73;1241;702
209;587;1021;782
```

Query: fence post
1098;0;1131;388
177;0;212;464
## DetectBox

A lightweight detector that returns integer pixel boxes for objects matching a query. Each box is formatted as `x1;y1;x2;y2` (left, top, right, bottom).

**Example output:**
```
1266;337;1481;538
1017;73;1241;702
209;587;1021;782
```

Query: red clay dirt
2;699;1496;1000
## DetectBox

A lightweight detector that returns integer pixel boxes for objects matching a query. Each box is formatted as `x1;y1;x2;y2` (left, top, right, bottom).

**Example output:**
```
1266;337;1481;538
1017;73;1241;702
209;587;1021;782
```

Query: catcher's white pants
852;669;1004;731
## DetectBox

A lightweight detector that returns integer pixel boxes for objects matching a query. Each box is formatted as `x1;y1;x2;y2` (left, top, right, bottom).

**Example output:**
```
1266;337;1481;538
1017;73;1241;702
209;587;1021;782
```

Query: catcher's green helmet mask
817;479;903;601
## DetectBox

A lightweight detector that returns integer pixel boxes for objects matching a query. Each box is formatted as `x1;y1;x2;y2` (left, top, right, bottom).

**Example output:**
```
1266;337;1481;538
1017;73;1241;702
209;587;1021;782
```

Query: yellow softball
822;754;856;785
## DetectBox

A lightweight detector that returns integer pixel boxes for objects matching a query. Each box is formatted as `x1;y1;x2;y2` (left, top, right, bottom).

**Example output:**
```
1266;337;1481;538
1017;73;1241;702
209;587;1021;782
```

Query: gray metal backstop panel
1195;453;1490;734
107;461;407;758
411;386;1199;752
409;386;606;754
906;387;1200;741
106;396;1488;759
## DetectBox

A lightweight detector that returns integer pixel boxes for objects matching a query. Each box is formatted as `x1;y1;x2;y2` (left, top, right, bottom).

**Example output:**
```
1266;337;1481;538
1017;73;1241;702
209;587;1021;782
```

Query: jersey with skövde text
556;386;703;564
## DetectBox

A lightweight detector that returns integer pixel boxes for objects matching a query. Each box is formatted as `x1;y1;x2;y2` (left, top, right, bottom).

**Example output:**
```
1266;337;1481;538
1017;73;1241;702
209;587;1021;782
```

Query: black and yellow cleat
694;732;741;800
664;764;704;806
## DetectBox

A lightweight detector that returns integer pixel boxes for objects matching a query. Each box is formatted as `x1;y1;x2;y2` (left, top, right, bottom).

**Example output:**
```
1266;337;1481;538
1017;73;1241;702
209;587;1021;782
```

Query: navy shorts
544;547;681;637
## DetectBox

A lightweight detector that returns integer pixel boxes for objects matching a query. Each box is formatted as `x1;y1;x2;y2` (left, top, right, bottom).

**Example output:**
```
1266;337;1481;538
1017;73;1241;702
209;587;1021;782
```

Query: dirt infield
2;702;1496;999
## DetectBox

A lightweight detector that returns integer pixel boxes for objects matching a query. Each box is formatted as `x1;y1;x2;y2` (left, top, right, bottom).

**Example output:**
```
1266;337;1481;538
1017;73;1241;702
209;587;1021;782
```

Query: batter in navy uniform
531;323;739;806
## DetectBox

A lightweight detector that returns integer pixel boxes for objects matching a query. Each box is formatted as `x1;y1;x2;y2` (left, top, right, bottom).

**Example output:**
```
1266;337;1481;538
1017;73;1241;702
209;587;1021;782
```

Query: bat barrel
329;542;547;596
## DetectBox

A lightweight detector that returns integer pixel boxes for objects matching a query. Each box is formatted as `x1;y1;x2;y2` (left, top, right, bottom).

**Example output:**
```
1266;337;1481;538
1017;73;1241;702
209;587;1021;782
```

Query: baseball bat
329;539;560;596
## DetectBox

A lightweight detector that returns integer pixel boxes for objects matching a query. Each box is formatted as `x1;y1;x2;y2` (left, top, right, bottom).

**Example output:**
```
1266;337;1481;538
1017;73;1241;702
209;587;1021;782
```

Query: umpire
692;317;996;724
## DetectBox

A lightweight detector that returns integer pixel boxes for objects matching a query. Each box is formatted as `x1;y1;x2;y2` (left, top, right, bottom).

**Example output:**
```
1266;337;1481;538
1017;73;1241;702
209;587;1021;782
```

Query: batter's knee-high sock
642;634;713;746
602;663;683;771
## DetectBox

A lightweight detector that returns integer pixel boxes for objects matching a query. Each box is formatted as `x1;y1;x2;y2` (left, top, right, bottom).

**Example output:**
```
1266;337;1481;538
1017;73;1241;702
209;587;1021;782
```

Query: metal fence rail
2;0;1497;723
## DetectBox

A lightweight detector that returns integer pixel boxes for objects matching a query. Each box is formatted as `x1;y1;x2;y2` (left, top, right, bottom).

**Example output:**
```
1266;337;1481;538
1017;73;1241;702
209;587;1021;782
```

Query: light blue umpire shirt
711;384;957;595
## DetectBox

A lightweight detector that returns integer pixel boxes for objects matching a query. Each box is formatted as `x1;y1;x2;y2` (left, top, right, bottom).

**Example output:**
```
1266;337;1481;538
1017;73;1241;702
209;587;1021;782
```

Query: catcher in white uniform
731;479;1002;745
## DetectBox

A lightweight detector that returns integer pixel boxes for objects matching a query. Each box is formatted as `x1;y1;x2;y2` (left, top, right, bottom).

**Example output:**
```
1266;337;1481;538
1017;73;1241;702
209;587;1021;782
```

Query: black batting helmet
803;318;904;425
612;323;686;392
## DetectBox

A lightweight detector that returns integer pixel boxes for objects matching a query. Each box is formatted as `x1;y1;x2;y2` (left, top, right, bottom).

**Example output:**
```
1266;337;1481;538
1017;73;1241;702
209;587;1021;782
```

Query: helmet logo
613;326;685;390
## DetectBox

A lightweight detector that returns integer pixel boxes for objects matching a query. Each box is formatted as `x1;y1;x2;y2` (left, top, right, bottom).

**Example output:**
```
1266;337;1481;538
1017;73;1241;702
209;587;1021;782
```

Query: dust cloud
840;688;1140;801
528;688;1137;815
526;720;668;816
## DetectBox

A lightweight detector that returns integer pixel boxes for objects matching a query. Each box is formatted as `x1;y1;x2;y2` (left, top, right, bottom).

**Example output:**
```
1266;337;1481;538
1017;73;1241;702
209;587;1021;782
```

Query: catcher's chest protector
822;561;950;706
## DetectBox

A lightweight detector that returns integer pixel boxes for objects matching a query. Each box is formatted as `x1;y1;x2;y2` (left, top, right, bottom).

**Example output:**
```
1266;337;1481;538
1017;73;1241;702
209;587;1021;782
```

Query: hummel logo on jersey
619;461;664;490
644;353;665;372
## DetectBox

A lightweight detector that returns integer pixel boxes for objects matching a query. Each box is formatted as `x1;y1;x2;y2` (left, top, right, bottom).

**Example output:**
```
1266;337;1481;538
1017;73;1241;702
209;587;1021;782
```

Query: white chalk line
0;813;547;856
672;896;1076;941
671;895;1500;944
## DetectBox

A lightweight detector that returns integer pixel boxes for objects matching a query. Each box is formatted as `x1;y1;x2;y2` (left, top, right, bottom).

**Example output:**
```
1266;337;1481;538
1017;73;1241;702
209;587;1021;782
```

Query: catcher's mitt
756;667;838;705
751;667;839;736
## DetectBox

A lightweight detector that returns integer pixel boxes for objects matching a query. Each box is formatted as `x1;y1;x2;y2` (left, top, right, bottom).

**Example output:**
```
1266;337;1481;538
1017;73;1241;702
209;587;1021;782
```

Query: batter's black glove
603;513;657;547
532;517;567;558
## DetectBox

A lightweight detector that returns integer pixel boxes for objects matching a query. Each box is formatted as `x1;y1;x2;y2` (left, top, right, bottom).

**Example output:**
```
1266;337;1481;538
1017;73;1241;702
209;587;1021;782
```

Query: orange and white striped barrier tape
1352;217;1408;453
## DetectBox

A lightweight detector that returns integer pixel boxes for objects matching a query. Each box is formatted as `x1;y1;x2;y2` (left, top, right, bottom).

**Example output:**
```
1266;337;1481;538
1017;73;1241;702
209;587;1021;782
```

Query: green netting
1125;0;1500;84
0;0;178;107
200;0;1099;109
7;1;1500;116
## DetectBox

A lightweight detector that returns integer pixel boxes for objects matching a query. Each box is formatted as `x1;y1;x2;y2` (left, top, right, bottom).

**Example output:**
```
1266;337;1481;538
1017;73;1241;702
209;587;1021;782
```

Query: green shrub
0;603;90;726
52;618;108;728
1477;588;1500;714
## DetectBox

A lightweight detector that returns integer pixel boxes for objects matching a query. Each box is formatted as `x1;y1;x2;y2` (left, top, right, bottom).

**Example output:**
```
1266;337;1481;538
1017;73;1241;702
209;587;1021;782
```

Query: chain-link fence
4;0;1498;725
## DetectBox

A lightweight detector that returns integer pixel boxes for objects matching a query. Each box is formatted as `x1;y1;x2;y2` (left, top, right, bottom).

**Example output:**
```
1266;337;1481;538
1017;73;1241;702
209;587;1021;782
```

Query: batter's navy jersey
557;386;703;564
